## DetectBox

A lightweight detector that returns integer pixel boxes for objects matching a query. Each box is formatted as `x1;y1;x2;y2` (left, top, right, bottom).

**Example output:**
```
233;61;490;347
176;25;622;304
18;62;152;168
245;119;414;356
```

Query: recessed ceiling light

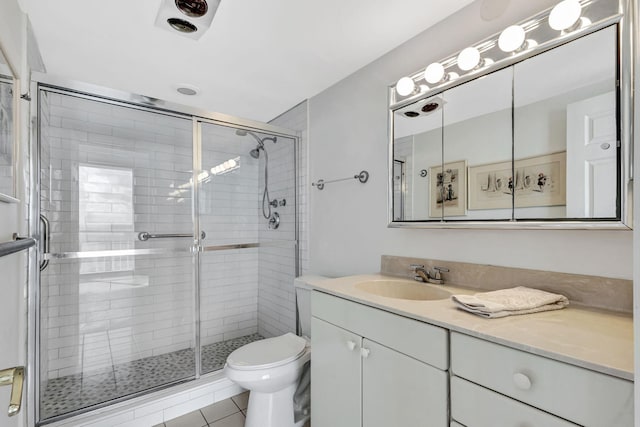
176;84;199;95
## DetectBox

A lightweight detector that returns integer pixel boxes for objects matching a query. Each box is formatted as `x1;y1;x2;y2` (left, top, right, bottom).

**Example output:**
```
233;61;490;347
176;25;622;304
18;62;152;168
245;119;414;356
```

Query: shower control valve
268;212;280;230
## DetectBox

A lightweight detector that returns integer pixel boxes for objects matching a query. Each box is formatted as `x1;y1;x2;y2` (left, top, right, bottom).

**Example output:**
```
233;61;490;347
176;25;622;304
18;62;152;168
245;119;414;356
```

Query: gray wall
307;0;633;279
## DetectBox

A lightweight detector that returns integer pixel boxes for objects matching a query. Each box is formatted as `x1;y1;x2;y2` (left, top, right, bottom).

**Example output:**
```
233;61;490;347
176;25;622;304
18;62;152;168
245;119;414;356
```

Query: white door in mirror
566;91;617;218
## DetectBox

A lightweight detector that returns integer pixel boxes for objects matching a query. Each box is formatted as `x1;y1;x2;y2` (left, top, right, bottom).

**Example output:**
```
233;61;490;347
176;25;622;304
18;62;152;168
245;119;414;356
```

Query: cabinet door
451;376;579;427
362;339;448;427
311;317;362;427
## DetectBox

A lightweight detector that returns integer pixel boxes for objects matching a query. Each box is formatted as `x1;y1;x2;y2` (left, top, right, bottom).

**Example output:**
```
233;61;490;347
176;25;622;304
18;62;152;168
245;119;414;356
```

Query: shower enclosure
31;83;298;424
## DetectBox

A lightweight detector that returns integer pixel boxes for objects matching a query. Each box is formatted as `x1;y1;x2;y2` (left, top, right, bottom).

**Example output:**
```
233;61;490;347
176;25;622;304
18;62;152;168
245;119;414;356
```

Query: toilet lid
227;333;307;370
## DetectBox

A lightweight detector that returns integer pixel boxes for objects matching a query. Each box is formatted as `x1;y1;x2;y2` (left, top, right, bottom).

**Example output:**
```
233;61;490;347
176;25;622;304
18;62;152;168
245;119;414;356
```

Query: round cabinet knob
346;340;356;351
513;372;532;390
360;348;370;358
600;142;611;150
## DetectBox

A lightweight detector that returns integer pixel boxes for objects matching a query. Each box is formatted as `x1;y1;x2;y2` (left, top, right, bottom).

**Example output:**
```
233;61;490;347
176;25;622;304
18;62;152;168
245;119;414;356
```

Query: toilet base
245;383;298;427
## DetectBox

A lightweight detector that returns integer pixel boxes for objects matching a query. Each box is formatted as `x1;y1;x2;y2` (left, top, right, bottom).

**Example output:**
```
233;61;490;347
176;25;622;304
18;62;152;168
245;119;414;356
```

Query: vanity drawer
451;332;633;426
451;376;579;427
311;291;448;370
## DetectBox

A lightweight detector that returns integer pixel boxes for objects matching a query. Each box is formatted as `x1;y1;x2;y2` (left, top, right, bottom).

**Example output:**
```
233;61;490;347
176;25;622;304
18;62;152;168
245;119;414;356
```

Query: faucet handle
432;266;449;280
409;264;424;271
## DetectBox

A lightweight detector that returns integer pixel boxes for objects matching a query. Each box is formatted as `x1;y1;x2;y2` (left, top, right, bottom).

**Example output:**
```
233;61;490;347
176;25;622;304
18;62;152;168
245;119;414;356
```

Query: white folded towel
451;286;569;318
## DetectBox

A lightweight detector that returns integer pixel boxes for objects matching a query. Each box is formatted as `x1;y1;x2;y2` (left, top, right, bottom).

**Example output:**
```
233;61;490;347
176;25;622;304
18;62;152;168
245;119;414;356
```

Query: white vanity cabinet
450;332;634;427
311;291;449;427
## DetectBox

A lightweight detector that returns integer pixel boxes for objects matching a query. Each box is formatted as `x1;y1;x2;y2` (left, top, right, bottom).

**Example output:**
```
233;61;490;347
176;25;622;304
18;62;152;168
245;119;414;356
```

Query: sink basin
354;280;452;301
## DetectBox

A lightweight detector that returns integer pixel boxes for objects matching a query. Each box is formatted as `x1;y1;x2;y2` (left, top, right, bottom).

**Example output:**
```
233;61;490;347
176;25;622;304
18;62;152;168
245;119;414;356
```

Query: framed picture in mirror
429;160;466;218
468;152;566;210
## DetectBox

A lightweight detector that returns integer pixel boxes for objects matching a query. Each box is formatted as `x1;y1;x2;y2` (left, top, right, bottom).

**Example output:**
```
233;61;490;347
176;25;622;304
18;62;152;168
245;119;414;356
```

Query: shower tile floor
41;333;263;421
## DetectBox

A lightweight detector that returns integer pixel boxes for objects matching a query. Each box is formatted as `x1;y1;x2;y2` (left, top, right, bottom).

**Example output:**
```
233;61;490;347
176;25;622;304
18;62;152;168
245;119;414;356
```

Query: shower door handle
39;214;50;271
0;366;24;417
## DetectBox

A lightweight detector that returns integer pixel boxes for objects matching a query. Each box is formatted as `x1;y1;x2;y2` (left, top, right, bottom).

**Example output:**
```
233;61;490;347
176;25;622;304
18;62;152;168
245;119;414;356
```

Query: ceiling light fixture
424;63;459;85
176;84;199;95
498;25;527;52
549;0;582;31
457;47;483;71
424;63;446;84
396;77;417;97
391;0;610;107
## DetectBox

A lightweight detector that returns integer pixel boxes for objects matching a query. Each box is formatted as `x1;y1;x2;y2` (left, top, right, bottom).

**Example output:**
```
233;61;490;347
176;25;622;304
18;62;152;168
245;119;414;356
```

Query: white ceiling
19;0;474;122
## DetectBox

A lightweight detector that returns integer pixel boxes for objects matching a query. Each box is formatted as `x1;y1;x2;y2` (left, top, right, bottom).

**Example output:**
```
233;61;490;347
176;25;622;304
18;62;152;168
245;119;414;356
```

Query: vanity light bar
391;0;619;108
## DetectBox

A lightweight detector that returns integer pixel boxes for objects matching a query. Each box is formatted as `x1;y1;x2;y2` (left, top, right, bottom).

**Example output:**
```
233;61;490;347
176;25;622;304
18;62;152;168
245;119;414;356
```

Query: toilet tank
294;275;329;338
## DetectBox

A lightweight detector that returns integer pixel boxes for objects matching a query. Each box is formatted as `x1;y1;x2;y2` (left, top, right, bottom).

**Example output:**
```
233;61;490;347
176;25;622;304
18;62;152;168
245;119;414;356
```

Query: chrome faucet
410;264;450;285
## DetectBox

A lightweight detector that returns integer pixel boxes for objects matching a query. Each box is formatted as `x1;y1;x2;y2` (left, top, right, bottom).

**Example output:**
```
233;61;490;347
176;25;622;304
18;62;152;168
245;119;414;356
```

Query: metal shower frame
26;73;301;426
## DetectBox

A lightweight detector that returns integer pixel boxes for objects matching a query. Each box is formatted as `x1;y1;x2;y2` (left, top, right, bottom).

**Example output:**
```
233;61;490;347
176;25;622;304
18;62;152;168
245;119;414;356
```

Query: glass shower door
38;90;197;421
197;122;298;374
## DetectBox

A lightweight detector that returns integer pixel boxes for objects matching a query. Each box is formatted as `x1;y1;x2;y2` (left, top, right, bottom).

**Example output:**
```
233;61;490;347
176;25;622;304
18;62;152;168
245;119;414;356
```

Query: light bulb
457;47;481;71
424;63;445;84
549;0;582;31
498;25;526;53
396;77;416;97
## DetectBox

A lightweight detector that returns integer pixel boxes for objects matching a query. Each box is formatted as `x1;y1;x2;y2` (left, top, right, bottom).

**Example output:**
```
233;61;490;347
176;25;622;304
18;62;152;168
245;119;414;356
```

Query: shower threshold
40;333;263;421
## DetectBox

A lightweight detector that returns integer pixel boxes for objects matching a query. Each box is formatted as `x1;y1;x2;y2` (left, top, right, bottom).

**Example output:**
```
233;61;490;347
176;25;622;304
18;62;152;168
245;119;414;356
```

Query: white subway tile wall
40;91;52;386
41;92;196;380
259;101;308;337
198;123;261;352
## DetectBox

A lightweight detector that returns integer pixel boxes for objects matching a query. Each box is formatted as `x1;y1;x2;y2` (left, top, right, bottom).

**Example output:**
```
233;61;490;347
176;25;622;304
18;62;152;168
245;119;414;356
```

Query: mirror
0;47;17;202
514;26;617;220
443;68;512;221
390;24;624;227
393;96;442;221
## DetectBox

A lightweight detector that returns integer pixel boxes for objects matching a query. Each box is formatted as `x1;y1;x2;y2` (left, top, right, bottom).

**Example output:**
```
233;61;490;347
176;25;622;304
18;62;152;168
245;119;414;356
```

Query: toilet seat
227;333;307;370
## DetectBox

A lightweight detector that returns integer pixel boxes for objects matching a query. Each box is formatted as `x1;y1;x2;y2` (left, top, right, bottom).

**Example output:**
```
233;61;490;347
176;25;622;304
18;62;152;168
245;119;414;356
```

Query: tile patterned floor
41;334;263;420
156;393;249;427
158;392;311;427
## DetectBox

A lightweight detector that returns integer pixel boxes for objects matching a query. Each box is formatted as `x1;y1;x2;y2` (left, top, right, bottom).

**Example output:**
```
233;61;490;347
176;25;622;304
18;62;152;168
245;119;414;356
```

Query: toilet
224;275;326;427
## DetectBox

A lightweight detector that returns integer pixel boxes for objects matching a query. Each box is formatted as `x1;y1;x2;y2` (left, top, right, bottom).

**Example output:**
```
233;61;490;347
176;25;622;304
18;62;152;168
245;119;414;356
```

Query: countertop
311;274;634;381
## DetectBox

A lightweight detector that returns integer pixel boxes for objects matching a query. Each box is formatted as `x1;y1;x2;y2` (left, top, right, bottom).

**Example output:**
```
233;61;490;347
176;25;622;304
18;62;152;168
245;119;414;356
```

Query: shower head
249;147;261;159
236;129;277;158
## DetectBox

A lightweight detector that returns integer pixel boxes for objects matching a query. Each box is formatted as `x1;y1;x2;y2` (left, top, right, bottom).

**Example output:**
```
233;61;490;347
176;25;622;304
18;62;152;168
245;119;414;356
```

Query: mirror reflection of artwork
469;152;566;210
429;160;466;217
